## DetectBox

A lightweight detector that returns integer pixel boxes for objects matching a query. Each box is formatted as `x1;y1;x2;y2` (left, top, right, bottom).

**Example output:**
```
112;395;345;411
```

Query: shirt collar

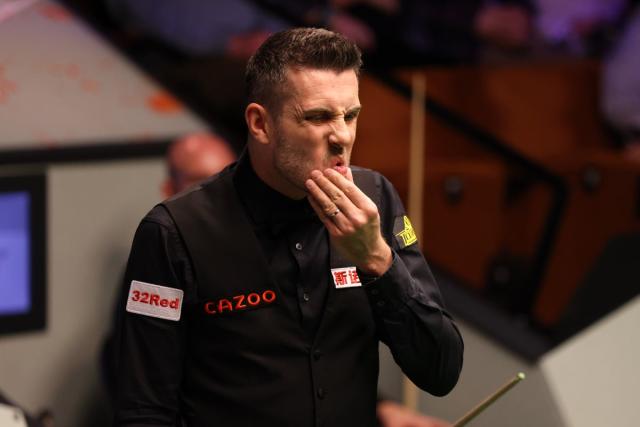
233;151;318;233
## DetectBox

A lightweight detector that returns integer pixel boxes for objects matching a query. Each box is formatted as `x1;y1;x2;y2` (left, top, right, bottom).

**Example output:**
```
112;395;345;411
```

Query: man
126;132;452;427
113;28;463;426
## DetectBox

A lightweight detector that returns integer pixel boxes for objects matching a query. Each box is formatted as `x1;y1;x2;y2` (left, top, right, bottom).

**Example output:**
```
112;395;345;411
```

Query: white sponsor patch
330;267;361;288
126;280;183;321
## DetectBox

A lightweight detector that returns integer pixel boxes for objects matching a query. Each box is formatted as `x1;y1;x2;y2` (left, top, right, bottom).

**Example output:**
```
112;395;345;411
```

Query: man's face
268;67;361;198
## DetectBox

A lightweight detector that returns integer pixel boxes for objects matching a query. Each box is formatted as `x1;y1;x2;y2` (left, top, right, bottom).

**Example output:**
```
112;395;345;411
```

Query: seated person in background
103;0;383;150
365;0;534;65
105;0;533;64
102;0;534;157
104;0;380;59
602;3;640;162
534;0;629;55
161;132;237;197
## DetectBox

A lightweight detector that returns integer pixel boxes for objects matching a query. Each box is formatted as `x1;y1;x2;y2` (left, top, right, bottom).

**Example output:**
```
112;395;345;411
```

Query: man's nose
329;117;353;147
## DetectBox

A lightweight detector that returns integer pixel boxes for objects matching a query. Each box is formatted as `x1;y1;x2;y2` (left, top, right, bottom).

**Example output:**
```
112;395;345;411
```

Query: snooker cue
452;372;526;427
403;72;427;411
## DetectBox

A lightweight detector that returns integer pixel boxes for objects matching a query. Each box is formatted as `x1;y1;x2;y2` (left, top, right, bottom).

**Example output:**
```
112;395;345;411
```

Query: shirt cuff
360;252;412;312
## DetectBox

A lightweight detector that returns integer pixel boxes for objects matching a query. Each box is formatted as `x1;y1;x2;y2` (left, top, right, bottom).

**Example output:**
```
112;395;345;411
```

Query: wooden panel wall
354;60;640;327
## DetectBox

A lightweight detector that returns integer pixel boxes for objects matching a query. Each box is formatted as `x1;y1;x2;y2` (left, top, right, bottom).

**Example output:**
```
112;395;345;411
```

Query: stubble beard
273;132;316;197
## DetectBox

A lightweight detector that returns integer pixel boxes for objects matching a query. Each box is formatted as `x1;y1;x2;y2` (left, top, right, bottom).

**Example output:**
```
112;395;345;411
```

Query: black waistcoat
162;166;382;427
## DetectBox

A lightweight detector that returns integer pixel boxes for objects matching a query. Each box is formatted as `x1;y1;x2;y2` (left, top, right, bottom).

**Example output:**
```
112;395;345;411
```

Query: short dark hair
245;27;362;113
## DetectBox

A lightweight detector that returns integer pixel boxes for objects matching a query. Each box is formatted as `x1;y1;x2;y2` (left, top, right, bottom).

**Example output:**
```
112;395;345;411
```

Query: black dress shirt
113;155;463;426
233;156;329;338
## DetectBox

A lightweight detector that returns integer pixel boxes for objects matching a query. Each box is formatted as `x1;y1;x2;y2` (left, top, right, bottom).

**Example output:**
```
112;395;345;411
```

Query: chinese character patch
331;266;361;288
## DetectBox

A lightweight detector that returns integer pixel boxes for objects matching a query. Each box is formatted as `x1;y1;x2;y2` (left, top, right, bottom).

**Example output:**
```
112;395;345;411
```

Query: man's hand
377;400;452;427
305;168;392;276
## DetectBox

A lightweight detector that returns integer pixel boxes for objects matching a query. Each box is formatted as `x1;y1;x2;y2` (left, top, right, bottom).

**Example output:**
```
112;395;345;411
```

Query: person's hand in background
377;400;453;427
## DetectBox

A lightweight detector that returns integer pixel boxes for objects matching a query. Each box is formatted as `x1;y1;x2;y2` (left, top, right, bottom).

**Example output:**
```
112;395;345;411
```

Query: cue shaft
404;72;427;411
452;372;525;427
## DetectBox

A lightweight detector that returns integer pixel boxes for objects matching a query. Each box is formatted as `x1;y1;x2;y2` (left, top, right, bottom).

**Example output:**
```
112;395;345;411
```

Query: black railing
370;69;568;317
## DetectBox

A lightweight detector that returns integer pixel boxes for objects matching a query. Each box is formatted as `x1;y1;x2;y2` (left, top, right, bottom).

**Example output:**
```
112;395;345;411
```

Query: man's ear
245;102;271;145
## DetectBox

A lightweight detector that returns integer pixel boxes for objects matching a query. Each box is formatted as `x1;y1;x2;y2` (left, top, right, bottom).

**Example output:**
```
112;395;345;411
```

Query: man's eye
344;112;359;122
304;113;330;123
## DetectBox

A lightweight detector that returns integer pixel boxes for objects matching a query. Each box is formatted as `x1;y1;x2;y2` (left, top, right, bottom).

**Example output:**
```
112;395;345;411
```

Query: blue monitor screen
0;174;45;335
0;191;31;315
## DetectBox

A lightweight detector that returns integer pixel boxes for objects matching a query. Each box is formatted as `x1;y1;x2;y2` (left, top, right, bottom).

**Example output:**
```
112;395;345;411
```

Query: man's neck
247;145;306;200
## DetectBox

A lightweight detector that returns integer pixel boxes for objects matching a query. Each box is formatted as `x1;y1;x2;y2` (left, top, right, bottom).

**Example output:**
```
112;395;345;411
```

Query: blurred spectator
377;400;452;427
371;0;535;65
161;132;236;197
101;1;394;149
98;0;532;155
104;0;535;64
534;0;628;55
105;0;381;58
98;0;538;147
602;3;640;161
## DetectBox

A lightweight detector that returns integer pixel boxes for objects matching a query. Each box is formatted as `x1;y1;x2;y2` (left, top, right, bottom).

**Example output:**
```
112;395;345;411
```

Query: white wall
0;158;164;426
388;295;640;427
541;295;640;427
415;321;566;427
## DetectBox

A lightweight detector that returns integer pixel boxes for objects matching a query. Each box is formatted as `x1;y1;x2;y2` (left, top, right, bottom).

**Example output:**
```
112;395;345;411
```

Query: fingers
305;177;352;232
306;192;341;235
305;168;379;237
306;168;390;274
305;172;358;227
311;168;372;213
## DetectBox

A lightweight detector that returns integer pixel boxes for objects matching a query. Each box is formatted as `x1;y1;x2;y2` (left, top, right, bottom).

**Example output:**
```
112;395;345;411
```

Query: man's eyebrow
302;106;362;116
302;107;331;115
346;106;362;115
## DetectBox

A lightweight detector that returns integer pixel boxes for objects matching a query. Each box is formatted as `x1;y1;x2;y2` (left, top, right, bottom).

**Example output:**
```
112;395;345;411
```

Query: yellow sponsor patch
394;215;418;248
